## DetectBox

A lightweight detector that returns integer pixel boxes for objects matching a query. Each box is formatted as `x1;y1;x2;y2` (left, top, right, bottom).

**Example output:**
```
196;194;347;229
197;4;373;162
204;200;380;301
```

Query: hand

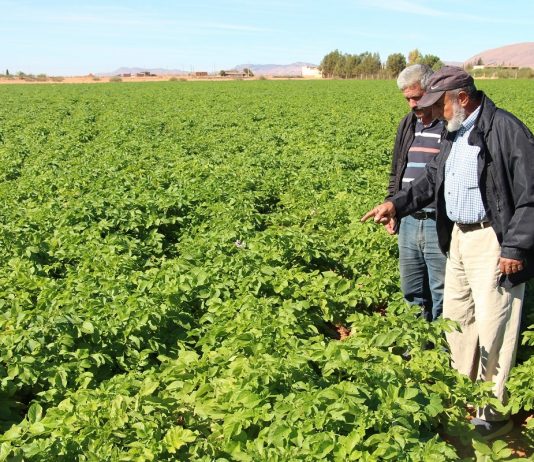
499;257;524;275
361;202;396;225
384;217;397;235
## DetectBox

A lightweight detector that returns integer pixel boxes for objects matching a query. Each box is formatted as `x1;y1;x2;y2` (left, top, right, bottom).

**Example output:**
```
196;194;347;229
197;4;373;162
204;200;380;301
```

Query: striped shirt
444;106;486;224
401;119;443;209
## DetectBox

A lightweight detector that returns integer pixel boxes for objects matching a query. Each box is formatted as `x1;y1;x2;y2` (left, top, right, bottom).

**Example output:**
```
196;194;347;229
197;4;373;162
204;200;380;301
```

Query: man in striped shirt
386;64;446;321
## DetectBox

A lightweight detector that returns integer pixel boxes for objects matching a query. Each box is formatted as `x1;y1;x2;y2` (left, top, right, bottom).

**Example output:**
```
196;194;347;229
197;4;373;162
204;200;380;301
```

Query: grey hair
396;64;434;91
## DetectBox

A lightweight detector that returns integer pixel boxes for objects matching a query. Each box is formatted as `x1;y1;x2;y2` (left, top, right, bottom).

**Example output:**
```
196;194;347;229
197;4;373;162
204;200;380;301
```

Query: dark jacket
385;113;417;234
386;112;417;200
390;92;534;287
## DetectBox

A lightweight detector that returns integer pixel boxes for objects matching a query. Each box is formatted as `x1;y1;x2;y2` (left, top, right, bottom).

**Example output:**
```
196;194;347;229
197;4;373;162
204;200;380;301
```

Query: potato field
0;79;533;460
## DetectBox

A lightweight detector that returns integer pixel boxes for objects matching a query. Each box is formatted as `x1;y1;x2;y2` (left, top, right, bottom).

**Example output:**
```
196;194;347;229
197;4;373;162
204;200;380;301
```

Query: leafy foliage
0;79;532;460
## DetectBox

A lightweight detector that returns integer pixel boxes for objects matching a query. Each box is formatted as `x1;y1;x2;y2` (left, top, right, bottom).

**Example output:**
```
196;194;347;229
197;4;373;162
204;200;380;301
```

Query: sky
1;0;533;76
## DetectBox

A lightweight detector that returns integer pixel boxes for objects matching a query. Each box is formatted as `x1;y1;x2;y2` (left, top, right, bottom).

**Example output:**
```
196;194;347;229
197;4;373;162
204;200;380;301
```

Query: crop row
0;80;532;460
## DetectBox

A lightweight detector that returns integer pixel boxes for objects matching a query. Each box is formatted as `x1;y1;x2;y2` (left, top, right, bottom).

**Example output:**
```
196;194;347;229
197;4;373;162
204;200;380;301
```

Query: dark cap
416;66;475;108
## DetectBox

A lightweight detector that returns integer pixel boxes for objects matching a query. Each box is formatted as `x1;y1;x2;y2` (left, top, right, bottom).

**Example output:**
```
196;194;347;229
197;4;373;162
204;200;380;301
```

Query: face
402;83;432;122
432;92;466;132
431;93;448;120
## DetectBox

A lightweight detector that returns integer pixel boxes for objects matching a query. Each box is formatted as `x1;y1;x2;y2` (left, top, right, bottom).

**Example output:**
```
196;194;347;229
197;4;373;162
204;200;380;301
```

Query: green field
0;80;533;460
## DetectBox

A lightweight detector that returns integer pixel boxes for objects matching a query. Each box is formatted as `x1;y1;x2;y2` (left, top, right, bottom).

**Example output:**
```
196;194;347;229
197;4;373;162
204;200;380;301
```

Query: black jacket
386;112;417;200
390;92;534;287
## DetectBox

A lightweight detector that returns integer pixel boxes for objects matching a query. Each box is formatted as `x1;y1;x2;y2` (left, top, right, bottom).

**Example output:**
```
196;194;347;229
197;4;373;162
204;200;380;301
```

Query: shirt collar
460;106;481;132
416;118;441;129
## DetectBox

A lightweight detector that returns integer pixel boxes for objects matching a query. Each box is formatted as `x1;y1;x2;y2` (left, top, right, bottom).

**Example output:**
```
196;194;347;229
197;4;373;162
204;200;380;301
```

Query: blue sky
1;0;533;75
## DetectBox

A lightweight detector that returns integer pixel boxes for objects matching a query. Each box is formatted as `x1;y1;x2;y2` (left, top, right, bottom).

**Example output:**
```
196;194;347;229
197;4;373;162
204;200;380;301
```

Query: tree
408;49;422;65
406;49;443;71
243;68;254;77
320;49;343;78
386;53;406;78
319;49;384;79
419;54;443;71
359;52;381;76
334;57;346;79
345;54;361;78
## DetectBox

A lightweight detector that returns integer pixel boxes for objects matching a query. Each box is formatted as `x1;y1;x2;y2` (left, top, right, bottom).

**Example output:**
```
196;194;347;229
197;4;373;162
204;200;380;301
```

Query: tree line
319;49;443;79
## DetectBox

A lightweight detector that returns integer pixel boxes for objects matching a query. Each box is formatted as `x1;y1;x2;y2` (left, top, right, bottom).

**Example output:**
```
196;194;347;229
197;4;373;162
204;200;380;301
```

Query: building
301;66;322;79
221;70;247;78
472;64;519;70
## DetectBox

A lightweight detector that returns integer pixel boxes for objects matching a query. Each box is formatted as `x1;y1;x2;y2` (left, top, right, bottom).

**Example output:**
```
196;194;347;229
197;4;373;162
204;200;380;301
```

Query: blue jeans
398;214;446;321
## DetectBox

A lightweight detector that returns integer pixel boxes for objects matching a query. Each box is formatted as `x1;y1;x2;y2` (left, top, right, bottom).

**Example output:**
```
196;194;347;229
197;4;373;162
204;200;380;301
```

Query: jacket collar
468;91;497;148
473;91;497;133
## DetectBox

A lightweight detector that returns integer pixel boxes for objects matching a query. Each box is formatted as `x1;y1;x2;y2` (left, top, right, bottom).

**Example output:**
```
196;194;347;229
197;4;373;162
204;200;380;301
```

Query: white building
301;66;322;79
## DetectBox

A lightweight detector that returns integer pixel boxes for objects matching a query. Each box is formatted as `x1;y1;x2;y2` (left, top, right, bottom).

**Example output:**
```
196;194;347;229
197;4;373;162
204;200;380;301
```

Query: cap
416;66;475;108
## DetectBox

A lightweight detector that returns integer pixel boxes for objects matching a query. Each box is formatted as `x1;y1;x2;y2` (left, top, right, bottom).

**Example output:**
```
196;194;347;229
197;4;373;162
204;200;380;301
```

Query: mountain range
103;62;317;77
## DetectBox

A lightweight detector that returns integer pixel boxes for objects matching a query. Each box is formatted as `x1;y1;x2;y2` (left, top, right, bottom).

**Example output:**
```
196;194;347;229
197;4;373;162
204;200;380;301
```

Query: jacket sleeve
389;153;438;217
386;114;411;200
495;113;534;261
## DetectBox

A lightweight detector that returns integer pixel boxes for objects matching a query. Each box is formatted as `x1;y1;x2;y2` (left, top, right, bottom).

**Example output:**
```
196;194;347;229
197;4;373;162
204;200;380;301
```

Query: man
387;64;446;322
362;66;534;440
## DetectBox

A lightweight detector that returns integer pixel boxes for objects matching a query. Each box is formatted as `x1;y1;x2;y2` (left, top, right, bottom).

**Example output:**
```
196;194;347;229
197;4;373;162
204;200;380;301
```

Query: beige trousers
444;224;524;421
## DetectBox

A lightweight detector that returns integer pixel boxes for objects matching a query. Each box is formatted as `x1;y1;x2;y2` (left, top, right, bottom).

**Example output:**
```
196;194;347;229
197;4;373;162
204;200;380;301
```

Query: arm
362;154;439;226
495;114;534;267
389;152;439;217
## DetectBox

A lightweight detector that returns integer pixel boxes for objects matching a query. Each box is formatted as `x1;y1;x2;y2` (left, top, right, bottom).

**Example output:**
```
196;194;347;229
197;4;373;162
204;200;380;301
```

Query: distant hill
465;42;534;68
234;62;317;76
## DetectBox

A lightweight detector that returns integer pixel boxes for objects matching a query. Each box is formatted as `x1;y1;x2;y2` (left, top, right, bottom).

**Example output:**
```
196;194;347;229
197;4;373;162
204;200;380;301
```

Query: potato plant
0;79;533;460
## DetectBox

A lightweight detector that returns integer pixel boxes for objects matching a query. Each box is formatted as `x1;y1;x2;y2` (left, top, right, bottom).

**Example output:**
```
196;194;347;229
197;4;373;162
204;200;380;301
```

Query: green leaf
373;330;400;347
139;379;159;397
472;439;492;456
403;388;419;400
27;403;43;424
1;426;21;442
491;439;512;458
164;427;197;454
80;321;94;334
425;395;444;417
236;391;262;408
268;423;291;447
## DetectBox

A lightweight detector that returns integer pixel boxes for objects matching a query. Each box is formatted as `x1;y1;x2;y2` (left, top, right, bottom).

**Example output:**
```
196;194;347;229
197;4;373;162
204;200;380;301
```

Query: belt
411;210;436;220
456;221;491;232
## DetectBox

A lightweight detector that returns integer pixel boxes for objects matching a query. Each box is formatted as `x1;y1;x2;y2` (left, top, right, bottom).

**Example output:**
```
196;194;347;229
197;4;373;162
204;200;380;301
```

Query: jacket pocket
487;167;502;213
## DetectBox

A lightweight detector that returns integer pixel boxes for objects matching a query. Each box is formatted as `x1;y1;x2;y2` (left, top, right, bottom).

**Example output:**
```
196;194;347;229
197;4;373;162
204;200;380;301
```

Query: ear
458;90;470;107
